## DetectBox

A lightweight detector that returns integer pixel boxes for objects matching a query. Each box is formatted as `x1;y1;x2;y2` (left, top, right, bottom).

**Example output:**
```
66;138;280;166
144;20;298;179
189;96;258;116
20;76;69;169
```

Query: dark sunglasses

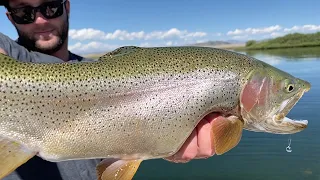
7;0;67;24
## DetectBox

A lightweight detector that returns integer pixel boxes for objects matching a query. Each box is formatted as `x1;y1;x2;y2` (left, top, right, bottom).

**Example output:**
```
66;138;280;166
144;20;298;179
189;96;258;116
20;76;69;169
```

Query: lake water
134;47;320;180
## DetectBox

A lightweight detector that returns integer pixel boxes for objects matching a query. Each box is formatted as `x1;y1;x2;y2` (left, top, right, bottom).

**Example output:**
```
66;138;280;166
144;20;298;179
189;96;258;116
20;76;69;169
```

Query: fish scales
0;46;311;180
0;46;309;164
0;47;257;161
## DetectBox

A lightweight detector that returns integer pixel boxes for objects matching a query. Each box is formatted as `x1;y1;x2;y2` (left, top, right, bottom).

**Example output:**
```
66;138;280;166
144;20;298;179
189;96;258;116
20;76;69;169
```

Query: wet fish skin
0;46;310;180
0;46;246;161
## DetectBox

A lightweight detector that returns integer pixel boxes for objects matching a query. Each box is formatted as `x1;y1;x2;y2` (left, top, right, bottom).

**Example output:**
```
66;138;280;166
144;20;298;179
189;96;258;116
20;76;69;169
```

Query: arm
0;32;64;63
0;32;33;61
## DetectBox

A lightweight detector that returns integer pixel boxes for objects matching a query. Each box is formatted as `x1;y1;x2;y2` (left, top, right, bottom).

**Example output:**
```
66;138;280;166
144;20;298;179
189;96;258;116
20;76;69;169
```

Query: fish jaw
268;85;310;134
277;79;311;118
240;67;311;134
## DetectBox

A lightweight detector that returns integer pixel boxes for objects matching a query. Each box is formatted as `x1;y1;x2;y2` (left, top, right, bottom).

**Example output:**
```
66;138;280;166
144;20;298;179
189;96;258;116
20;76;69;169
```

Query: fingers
194;113;221;158
205;113;221;124
164;129;198;163
194;117;215;158
164;113;221;163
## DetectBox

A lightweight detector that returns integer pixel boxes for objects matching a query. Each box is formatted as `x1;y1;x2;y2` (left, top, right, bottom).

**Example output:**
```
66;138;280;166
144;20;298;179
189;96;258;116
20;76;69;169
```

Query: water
134;47;320;180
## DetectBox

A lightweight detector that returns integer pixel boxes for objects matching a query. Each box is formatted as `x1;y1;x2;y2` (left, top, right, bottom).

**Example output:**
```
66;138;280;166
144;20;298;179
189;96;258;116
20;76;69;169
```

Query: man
0;0;218;179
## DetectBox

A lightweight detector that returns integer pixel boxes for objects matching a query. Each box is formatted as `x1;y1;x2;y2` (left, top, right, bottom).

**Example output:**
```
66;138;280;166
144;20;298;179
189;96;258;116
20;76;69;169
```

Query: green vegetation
244;46;320;60
245;40;257;47
243;32;320;50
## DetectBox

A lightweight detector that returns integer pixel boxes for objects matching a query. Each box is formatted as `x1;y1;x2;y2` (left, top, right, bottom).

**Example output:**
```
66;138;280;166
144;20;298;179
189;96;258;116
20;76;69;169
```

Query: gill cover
240;70;272;122
239;67;309;134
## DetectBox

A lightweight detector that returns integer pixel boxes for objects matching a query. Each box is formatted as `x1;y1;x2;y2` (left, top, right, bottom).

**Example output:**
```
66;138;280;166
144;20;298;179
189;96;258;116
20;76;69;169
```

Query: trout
0;46;310;179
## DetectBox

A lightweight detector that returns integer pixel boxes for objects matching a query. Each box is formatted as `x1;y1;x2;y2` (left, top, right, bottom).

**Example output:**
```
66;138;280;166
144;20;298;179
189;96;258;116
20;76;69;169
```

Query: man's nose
33;11;49;24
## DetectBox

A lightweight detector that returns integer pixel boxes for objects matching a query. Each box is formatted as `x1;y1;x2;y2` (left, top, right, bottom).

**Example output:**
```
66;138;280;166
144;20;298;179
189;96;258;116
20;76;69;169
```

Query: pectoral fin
0;137;36;179
211;116;244;155
97;158;143;180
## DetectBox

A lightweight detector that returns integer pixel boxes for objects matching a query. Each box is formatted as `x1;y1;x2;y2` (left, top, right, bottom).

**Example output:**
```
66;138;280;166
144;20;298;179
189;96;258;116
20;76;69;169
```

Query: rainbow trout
0;46;310;179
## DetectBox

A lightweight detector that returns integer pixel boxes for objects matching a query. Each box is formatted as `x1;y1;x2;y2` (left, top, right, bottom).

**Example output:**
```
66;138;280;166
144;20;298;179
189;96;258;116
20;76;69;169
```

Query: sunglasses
7;0;67;24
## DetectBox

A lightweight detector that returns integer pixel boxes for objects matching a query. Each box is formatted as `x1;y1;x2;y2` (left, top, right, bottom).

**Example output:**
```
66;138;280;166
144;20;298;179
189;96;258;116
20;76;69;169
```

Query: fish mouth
272;86;310;133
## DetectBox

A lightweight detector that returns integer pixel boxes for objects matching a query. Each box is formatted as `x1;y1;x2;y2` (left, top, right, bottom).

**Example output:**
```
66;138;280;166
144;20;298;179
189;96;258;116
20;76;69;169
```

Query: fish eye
283;79;295;93
287;84;294;92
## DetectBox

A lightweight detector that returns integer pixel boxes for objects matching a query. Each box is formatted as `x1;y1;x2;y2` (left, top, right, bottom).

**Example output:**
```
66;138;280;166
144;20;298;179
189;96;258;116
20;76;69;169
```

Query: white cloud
104;30;145;40
284;24;320;33
184;31;207;38
165;41;173;46
69;29;146;41
69;42;120;54
227;29;243;35
68;24;320;54
68;40;182;54
231;35;248;39
227;25;282;35
69;29;105;41
227;24;320;40
69;28;207;41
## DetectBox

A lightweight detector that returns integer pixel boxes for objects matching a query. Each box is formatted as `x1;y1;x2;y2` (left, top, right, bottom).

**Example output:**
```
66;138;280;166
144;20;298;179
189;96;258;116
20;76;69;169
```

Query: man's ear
65;0;70;16
6;12;16;26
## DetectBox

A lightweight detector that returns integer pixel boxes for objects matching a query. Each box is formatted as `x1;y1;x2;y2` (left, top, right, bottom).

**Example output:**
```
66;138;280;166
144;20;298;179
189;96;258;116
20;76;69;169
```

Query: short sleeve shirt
0;32;98;63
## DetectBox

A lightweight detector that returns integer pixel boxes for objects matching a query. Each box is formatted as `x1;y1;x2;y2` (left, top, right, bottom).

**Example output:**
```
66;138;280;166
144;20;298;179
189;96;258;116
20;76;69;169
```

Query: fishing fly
286;135;292;153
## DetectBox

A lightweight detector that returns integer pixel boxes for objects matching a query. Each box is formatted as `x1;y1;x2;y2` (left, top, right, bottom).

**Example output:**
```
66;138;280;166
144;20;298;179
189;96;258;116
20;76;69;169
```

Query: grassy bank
244;46;320;59
238;32;320;50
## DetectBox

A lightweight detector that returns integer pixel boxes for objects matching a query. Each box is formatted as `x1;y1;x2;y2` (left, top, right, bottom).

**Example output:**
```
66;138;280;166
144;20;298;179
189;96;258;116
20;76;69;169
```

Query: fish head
240;64;311;134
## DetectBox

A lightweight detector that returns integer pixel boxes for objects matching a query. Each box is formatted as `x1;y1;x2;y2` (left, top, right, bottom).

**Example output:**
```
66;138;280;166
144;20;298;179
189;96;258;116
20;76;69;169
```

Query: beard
16;17;69;55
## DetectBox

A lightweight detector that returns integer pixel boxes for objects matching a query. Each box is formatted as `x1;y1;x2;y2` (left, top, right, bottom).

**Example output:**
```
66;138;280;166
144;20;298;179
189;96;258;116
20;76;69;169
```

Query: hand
164;113;220;163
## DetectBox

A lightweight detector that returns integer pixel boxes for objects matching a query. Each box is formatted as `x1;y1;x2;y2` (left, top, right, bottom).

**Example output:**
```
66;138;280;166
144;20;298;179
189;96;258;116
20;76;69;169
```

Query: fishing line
286;135;292;153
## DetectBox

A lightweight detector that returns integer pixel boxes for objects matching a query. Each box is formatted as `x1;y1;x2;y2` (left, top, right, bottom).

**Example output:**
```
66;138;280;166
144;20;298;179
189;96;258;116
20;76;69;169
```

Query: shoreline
190;43;245;49
233;44;320;51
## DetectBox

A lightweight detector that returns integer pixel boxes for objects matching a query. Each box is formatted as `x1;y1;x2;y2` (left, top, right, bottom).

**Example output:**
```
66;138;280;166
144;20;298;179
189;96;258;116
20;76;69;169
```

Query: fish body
0;46;310;179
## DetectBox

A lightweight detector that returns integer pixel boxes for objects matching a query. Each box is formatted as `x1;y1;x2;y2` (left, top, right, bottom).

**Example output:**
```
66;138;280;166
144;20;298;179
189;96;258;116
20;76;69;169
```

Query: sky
0;0;319;55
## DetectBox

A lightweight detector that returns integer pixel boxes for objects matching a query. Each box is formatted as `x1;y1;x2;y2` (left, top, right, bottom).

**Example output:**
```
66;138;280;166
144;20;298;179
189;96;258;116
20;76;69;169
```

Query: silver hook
286;135;292;153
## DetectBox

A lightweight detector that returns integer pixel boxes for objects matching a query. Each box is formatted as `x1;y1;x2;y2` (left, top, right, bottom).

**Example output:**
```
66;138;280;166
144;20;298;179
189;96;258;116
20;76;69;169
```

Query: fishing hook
286;135;292;153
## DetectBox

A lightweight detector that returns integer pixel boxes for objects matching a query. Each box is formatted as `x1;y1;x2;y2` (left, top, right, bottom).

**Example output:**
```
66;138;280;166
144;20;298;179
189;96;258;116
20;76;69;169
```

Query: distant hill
225;40;246;44
187;40;245;50
244;32;320;50
190;40;231;46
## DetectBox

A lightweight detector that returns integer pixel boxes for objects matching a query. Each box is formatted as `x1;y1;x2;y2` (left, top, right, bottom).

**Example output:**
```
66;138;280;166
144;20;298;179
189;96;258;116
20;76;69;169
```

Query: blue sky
0;0;319;54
